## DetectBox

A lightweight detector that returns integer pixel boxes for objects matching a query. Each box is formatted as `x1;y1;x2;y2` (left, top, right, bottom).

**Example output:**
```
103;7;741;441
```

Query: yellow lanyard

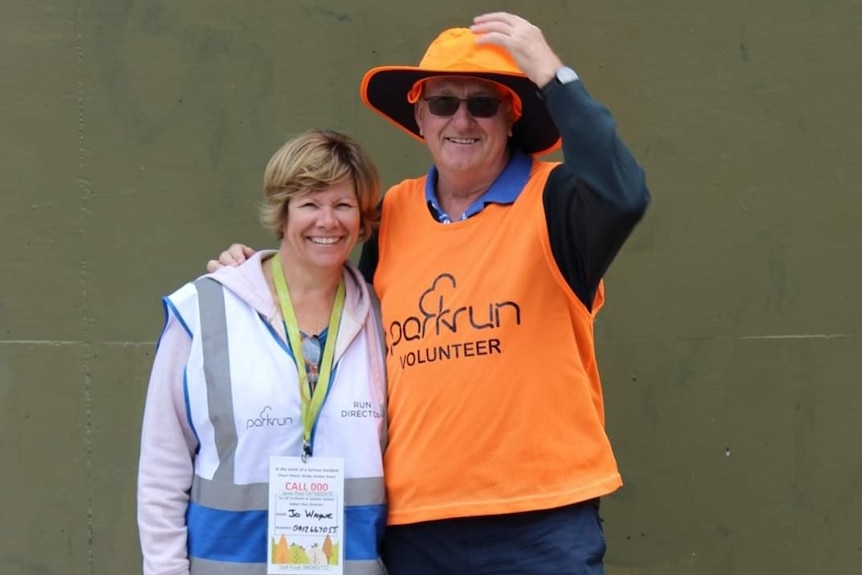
271;256;345;459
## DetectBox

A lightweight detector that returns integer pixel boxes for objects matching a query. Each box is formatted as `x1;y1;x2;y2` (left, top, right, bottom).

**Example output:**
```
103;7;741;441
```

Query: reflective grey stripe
190;558;386;575
190;477;266;511
368;286;386;360
191;475;385;510
190;558;263;575
346;476;386;505
367;285;388;453
349;559;388;575
195;278;237;483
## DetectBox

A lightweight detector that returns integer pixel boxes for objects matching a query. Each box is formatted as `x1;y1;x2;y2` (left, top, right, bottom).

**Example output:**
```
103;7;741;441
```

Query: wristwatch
554;66;579;85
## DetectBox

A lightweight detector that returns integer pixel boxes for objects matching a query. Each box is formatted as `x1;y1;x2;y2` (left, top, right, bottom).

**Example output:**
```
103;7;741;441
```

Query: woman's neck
264;251;342;335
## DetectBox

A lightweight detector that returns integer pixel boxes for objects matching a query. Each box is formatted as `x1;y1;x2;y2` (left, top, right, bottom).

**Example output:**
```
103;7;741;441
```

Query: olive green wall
1;0;860;573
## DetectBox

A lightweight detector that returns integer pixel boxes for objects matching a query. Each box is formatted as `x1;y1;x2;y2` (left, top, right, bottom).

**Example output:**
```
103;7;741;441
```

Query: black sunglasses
424;96;503;118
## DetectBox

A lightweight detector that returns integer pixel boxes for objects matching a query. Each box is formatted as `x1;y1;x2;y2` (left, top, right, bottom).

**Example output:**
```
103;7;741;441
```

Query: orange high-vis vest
375;160;622;525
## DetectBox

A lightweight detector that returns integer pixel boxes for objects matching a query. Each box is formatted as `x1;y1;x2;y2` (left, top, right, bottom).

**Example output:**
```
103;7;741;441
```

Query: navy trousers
383;500;606;575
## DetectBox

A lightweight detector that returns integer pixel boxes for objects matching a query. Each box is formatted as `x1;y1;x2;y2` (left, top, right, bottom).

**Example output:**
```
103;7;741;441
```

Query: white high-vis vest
166;277;387;575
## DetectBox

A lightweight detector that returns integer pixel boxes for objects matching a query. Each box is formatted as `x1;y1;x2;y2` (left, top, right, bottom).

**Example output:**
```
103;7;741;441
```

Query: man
211;12;649;574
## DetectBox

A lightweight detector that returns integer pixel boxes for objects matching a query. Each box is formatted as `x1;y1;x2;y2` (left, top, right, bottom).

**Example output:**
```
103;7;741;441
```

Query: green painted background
1;0;860;573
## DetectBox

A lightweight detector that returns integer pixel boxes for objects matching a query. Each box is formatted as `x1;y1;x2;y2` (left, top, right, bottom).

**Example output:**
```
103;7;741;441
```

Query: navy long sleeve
542;79;650;310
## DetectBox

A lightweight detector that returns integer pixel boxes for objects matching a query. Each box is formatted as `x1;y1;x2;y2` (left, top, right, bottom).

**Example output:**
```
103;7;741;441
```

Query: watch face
556;67;578;84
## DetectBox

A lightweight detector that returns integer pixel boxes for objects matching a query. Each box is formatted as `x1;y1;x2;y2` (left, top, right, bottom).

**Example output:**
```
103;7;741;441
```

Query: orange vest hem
385;474;623;526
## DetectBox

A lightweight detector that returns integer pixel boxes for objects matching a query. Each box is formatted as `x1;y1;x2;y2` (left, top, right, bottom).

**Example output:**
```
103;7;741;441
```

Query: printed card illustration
268;456;345;575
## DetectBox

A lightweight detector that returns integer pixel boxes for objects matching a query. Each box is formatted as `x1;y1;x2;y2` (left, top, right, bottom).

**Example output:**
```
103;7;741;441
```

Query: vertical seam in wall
73;1;95;573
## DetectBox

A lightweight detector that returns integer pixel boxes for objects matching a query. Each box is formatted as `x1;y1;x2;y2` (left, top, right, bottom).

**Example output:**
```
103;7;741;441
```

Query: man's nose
451;101;475;126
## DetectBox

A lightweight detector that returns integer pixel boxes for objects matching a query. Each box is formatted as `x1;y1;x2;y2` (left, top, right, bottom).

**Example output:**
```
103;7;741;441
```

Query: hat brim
361;66;562;156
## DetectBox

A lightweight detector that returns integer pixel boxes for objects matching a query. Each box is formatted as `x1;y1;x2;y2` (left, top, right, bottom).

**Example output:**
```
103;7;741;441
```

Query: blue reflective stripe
187;502;267;563
155;297;192;355
186;502;385;563
345;504;386;561
164;297;192;338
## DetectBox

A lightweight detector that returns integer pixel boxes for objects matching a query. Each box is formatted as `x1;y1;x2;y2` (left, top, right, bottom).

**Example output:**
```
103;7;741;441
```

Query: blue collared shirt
424;149;533;223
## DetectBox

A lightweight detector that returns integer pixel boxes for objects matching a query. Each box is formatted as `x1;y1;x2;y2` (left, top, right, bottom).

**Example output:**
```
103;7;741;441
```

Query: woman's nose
318;207;337;226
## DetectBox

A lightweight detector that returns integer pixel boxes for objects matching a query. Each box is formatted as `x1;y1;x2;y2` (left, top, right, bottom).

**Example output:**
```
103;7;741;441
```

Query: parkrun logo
246;406;294;430
388;273;520;368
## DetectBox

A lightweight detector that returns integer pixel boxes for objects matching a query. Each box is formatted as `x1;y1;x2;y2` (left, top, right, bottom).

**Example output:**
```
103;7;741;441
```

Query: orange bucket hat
360;27;561;156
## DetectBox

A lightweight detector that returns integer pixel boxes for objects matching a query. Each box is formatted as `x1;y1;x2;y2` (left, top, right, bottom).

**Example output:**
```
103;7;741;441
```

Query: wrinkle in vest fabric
166;278;386;575
375;162;621;525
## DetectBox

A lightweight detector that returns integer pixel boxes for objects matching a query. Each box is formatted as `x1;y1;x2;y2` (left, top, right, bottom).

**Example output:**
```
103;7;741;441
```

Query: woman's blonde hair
260;130;380;239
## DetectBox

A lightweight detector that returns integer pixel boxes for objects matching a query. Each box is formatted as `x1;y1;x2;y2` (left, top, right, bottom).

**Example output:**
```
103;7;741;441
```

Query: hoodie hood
204;249;374;360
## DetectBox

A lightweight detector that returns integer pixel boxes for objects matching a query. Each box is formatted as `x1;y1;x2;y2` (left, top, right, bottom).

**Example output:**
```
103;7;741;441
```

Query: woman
137;130;387;575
